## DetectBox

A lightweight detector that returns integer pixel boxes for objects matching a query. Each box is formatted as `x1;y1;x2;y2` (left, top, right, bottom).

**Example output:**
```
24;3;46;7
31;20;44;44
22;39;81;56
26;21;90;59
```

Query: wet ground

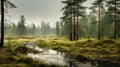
26;42;120;67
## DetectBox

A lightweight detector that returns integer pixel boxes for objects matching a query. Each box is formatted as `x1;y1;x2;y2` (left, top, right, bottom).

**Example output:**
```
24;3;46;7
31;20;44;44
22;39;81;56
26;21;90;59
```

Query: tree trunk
69;3;73;41
76;9;79;40
114;0;117;39
73;0;76;40
0;0;4;47
98;3;101;40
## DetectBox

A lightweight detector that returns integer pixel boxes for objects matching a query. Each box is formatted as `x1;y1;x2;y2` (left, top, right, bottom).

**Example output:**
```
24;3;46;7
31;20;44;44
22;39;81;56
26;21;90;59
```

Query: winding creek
25;43;120;67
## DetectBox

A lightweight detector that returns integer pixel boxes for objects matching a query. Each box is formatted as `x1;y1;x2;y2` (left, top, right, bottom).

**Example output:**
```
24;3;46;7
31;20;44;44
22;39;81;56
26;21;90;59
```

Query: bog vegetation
0;0;120;67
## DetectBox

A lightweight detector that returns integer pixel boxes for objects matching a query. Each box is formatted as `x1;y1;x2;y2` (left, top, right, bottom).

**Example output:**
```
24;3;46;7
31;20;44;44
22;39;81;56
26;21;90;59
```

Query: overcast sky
8;0;95;27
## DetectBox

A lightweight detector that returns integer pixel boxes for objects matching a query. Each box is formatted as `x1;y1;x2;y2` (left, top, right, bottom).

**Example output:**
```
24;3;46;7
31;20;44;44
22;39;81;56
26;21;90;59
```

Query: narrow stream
25;43;120;67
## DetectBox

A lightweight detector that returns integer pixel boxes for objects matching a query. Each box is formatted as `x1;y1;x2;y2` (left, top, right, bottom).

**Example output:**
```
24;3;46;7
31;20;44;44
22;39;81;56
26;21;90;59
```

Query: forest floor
1;36;120;66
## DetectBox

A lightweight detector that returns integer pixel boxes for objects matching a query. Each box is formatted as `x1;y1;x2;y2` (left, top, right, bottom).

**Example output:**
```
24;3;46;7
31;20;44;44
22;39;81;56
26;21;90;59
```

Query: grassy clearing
2;36;120;66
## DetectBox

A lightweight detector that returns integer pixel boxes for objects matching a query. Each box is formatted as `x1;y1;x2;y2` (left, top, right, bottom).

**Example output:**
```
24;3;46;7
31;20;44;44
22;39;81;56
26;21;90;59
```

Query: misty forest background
1;0;120;41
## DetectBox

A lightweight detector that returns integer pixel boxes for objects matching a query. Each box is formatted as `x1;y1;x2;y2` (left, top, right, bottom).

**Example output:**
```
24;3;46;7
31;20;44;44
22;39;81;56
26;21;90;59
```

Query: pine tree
61;0;86;41
56;21;60;36
90;0;105;40
0;0;16;47
0;0;4;47
61;0;73;40
106;0;120;39
17;15;26;36
31;23;36;35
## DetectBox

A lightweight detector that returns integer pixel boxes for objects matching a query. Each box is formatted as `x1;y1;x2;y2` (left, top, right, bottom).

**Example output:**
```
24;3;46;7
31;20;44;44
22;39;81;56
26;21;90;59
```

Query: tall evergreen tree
56;21;60;36
61;0;86;41
0;0;4;47
61;0;73;40
106;0;120;39
75;0;86;40
17;15;26;36
31;23;36;35
90;0;105;40
0;0;16;47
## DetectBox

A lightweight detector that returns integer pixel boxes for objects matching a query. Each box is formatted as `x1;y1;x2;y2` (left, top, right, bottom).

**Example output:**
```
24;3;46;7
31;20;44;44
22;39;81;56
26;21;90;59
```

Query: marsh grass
0;46;66;67
2;36;120;66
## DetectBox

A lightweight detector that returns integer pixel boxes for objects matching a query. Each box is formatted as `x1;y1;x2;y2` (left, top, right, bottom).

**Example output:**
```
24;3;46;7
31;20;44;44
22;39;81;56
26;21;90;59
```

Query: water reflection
26;43;68;66
27;51;68;66
26;43;120;67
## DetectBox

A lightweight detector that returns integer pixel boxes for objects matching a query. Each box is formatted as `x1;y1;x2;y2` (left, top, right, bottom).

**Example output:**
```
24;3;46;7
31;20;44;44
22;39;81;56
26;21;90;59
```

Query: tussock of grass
0;63;28;67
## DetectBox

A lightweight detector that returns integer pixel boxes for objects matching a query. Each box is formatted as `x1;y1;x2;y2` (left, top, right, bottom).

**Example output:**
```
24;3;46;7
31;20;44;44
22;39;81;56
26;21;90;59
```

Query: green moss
101;39;116;44
0;63;28;67
92;41;103;48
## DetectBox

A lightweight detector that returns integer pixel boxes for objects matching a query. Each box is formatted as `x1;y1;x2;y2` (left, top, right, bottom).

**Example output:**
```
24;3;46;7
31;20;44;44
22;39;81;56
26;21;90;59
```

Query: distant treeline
1;15;56;36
